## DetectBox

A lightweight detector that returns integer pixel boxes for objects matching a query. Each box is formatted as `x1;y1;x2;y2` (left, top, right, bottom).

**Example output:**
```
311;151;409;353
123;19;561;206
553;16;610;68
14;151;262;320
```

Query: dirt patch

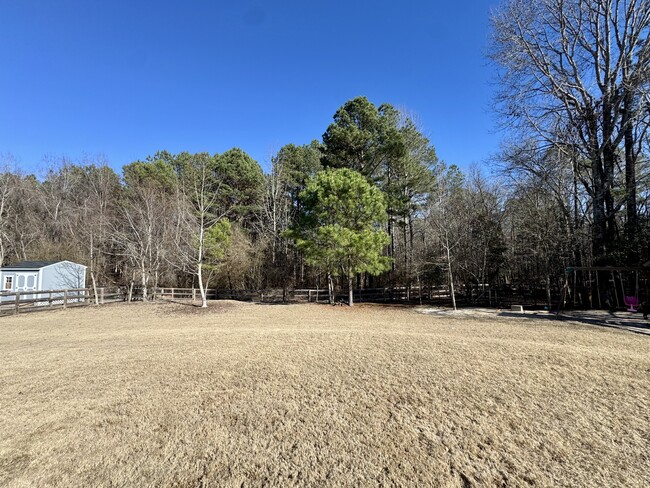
147;299;254;316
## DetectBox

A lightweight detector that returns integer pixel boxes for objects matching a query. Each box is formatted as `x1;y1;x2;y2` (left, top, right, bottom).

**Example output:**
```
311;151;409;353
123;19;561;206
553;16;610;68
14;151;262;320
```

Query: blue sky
0;0;501;174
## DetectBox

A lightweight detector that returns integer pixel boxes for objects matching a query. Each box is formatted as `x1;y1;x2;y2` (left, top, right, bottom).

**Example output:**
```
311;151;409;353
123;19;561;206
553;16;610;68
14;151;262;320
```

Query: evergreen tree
288;168;390;305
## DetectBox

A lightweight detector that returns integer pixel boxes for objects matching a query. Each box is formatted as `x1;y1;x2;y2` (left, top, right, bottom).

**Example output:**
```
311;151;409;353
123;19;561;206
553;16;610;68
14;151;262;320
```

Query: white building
1;260;87;301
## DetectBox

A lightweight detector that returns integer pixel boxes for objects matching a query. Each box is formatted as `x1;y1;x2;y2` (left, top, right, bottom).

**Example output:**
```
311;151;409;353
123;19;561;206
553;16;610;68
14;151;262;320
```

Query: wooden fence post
192;288;196;302
63;290;67;309
171;288;175;300
100;288;105;305
14;292;19;315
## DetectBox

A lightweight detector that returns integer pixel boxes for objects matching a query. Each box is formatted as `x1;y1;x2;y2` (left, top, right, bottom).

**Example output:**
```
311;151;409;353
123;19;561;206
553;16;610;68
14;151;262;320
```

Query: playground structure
564;266;649;312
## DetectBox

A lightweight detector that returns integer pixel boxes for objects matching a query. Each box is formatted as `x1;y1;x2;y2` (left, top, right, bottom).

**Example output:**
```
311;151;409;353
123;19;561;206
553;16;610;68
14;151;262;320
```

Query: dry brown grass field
1;302;649;487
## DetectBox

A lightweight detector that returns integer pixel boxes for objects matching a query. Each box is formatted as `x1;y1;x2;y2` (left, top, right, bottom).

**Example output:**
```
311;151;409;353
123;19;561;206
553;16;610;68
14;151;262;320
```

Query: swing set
565;266;648;312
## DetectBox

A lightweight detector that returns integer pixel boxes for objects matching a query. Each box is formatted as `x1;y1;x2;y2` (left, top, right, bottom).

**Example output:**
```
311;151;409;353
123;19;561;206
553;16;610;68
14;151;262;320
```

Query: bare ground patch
0;303;648;487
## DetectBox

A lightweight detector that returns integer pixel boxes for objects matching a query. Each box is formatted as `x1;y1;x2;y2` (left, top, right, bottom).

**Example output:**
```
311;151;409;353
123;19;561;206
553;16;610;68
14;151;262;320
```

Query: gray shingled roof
1;260;63;270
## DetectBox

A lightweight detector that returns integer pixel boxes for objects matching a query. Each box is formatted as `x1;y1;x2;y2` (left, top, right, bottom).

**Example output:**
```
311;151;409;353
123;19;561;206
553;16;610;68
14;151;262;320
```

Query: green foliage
123;157;177;193
288;168;391;277
215;148;265;220
382;118;438;219
274;141;322;202
173;151;217;194
322;97;404;178
171;149;264;223
203;219;232;271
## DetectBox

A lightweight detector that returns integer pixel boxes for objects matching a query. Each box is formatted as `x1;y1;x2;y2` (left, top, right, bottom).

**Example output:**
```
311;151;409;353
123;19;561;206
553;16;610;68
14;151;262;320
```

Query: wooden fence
155;287;289;302
0;287;122;316
0;283;543;317
294;286;453;303
153;286;455;304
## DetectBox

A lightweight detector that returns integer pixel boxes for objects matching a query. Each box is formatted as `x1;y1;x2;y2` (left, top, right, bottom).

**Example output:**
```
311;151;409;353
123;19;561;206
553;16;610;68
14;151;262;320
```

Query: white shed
1;260;87;301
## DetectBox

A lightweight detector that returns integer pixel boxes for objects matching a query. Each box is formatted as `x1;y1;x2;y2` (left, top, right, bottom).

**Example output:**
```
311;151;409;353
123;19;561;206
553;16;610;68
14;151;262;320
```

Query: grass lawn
1;302;648;487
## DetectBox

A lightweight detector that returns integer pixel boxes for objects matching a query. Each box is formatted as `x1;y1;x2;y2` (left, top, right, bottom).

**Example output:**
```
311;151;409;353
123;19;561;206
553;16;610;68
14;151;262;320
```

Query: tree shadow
498;311;650;336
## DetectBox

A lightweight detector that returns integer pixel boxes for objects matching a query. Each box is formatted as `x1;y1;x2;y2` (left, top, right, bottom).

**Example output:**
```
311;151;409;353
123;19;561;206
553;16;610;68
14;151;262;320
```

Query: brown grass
1;302;648;487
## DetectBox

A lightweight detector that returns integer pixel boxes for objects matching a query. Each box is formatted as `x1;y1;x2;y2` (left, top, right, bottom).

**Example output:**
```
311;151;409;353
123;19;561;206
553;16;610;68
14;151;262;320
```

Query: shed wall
41;262;86;290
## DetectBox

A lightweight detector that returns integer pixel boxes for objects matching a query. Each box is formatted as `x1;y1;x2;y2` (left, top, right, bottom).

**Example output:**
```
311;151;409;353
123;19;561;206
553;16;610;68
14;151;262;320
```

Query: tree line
1;0;649;307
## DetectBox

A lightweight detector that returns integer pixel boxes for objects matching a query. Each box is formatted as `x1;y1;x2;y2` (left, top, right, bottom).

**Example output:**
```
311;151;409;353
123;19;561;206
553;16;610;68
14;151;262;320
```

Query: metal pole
618;271;626;305
611;271;619;308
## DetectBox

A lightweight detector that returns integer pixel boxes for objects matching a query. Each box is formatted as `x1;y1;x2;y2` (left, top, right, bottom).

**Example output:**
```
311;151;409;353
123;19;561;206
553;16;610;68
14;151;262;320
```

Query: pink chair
623;296;639;312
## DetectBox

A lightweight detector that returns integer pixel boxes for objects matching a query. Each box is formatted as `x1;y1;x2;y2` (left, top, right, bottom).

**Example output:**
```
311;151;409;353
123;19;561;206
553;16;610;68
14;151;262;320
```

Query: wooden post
192;288;196;302
596;271;601;308
618;271;626;306
171;288;175;300
611;271;619;308
63;290;67;309
100;287;105;305
14;291;20;315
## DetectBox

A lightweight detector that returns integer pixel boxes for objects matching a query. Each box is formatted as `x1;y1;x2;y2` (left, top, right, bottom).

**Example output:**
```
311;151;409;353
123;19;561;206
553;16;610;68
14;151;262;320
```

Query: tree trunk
348;273;354;307
91;270;99;305
128;271;135;302
591;148;607;260
152;270;159;300
449;267;456;311
228;271;234;299
327;272;334;305
446;243;456;311
623;89;638;263
141;263;148;301
602;98;617;257
197;262;207;308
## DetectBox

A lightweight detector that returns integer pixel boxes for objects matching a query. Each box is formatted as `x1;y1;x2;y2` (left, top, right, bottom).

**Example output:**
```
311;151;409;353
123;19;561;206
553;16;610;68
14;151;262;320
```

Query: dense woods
1;88;649;307
2;0;649;307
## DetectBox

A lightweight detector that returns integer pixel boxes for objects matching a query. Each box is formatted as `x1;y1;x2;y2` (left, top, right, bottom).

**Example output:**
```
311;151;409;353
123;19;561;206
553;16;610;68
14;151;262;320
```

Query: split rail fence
155;286;454;304
1;283;545;317
0;287;122;316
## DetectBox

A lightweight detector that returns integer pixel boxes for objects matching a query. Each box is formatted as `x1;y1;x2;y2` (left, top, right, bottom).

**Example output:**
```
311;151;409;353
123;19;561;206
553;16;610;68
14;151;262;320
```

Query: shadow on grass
499;310;650;336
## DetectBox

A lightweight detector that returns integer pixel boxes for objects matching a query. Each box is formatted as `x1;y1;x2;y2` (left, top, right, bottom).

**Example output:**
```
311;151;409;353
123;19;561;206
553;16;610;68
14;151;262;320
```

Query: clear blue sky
0;0;500;174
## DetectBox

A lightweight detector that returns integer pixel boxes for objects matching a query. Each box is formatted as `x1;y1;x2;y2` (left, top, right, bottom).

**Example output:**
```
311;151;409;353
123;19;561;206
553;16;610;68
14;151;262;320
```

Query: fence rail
0;287;122;316
153;286;454;304
155;287;289;302
0;282;577;318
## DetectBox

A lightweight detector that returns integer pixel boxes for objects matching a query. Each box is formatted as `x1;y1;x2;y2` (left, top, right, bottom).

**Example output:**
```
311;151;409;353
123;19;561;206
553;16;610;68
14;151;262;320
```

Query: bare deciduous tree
491;0;650;261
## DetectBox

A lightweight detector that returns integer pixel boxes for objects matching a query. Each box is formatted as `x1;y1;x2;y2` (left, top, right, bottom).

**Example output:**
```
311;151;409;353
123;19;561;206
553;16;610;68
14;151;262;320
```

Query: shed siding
41;262;86;290
1;261;86;302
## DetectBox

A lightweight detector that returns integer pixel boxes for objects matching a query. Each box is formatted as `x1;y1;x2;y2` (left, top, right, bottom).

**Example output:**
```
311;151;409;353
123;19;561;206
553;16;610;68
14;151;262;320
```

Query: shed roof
1;260;86;270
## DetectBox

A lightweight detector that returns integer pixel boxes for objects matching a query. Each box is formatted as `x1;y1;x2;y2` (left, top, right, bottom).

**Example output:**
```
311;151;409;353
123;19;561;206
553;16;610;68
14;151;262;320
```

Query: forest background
1;0;649;307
